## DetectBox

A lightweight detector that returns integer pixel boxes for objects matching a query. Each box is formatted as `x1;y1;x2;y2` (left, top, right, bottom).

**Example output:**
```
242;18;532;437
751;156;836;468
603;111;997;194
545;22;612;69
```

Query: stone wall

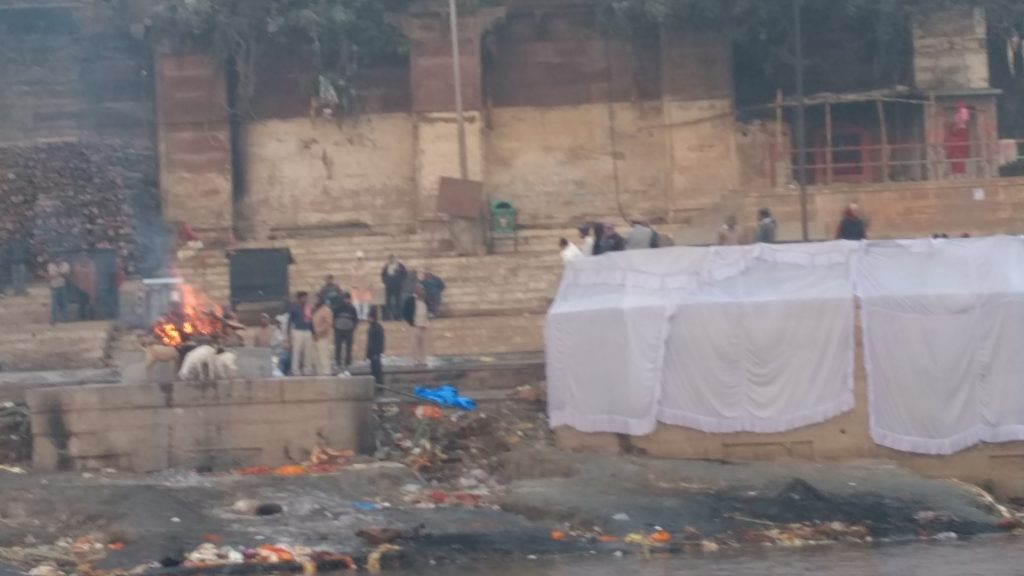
241;115;417;237
27;376;376;473
913;6;990;91
0;0;153;144
154;53;233;239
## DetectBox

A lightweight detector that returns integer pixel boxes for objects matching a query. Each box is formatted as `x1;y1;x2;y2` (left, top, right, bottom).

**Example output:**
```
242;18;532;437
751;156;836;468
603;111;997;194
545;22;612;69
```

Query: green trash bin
490;201;516;236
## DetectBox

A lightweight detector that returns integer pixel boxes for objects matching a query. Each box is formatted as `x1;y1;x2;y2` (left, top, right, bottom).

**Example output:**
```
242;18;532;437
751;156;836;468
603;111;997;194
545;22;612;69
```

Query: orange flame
152;282;224;347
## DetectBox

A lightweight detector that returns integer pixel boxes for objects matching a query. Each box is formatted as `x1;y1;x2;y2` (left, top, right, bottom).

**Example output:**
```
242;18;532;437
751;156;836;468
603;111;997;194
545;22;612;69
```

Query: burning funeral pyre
151;283;230;348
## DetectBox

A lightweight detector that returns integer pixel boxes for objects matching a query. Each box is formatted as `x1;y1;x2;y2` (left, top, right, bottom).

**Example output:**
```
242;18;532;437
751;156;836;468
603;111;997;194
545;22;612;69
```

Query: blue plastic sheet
414;384;477;411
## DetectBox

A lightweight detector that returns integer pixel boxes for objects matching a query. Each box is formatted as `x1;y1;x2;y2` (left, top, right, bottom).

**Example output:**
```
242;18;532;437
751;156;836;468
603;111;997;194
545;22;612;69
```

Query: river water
414;539;1024;576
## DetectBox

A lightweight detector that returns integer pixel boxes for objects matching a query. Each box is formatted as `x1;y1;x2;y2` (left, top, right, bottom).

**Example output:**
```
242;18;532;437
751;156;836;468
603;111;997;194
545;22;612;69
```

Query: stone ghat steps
0;286;59;324
180;250;565;317
0;321;113;372
238;228;582;260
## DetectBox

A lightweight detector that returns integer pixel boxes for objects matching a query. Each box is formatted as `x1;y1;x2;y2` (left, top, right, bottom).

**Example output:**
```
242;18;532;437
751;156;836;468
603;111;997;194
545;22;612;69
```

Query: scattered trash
365;544;401;574
0;465;26;474
700;540;721;553
550;530;566;542
914;510;956;524
648;531;672;544
414;385;476;411
933;531;959;541
353;501;382;511
414;405;444;420
28;565;64;576
611;513;630;522
357;525;424;546
169;517;181;523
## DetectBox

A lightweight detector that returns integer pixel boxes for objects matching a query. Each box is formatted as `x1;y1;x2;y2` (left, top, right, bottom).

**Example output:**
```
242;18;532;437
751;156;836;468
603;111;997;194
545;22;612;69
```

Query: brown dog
137;334;180;379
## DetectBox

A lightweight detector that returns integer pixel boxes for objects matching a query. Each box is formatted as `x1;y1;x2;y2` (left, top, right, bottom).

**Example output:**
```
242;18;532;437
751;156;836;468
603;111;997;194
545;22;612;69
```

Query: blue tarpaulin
414;385;477;411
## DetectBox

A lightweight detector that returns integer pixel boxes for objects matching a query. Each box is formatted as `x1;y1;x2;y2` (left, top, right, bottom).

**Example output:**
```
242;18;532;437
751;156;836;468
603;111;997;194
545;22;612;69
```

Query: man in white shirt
47;259;70;324
559;238;582;264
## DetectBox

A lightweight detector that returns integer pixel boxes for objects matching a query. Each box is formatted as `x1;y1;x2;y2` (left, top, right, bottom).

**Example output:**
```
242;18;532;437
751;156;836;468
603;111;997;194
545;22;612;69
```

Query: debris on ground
230;446;356;477
365;544;400;574
181;542;356;571
374;397;551;485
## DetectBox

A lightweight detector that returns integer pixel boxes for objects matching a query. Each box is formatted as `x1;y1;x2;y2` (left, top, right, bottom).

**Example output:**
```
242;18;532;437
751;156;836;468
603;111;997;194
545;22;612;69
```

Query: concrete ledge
27;376;376;473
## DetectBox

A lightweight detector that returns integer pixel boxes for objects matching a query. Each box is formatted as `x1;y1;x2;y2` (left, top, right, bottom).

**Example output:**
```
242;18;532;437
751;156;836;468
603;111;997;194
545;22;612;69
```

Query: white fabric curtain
857;236;1024;455
659;257;855;433
546;287;673;435
546;241;859;436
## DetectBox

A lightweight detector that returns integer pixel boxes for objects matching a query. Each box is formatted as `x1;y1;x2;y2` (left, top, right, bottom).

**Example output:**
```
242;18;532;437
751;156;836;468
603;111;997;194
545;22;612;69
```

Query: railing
767;139;1024;187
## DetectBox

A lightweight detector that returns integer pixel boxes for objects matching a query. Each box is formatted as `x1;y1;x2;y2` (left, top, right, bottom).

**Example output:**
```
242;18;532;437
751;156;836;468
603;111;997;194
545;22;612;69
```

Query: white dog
178;345;218;381
215;350;239;379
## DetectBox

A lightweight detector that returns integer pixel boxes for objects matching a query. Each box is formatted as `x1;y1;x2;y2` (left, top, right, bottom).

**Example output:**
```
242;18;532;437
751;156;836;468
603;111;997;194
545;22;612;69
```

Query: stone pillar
398;6;505;226
913;6;989;92
154;53;233;242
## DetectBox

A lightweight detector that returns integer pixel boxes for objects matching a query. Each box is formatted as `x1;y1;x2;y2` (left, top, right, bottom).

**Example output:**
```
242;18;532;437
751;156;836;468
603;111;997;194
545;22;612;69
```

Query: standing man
332;291;359;372
350;250;372;320
366;308;385;385
626;220;655;250
559;238;582;264
578;225;595;256
718;215;742;245
71;251;96;320
381;254;407;321
311;296;334;376
46;257;70;324
287;291;315;376
837;202;868;241
754;208;777;244
421;271;446;317
318;274;343;311
404;287;430;365
8;236;29;296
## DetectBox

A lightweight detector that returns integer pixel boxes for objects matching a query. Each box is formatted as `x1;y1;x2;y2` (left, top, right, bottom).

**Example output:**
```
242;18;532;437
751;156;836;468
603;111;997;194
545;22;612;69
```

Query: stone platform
348;353;544;392
26;376;375;473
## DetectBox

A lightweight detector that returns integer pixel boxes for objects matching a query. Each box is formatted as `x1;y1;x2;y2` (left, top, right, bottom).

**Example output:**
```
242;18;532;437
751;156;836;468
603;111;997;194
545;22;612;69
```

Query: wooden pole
877;98;889;182
775;90;783;188
793;0;809;241
448;0;469;180
825;102;833;185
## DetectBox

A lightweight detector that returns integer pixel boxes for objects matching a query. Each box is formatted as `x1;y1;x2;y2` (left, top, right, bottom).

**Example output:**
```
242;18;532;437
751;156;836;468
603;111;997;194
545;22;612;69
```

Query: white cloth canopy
857;236;1024;455
659;251;855;433
546;286;673;435
546;241;859;436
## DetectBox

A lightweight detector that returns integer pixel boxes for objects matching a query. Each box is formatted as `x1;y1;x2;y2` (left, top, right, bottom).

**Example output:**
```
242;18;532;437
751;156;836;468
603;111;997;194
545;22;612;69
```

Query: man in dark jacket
380;254;407;321
366;308;385;385
836;202;868;241
332;292;359;371
421;271;446;317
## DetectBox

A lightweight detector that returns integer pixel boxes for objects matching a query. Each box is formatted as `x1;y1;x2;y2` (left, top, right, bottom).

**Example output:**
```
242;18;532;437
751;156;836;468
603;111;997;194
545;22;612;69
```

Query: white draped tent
857;236;1024;455
546;241;859;437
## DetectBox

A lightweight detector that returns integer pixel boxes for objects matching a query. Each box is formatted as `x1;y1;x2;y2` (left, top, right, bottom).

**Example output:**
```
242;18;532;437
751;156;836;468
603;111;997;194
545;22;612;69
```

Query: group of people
46;252;104;324
559;221;666;263
557;204;878;262
258;253;446;383
381;254;446;320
